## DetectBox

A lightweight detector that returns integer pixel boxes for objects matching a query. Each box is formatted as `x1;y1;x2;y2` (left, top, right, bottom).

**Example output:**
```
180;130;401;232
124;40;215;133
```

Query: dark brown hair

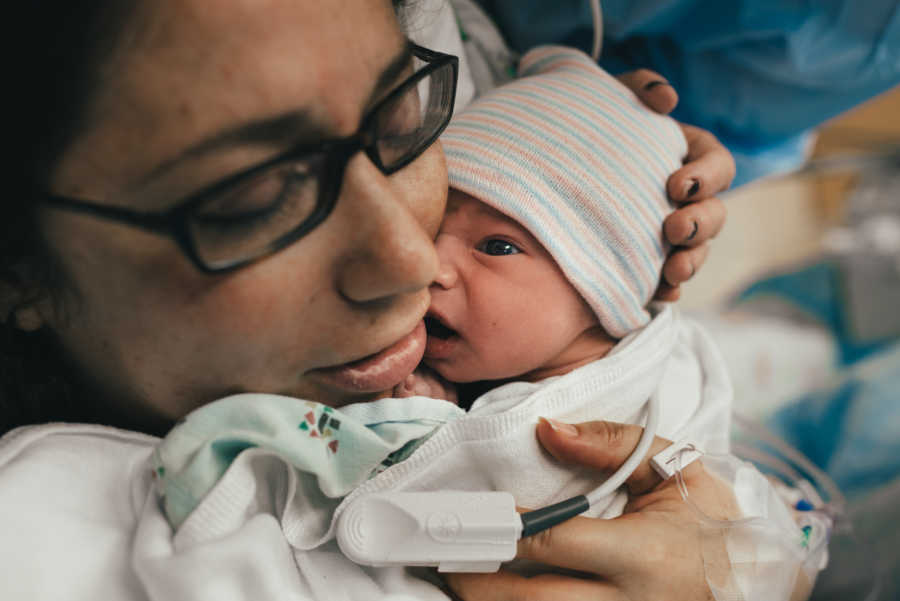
3;3;142;435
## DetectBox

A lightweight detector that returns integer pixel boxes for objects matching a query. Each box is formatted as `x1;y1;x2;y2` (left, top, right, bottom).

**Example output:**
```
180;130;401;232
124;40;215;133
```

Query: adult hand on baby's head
617;69;735;302
443;419;744;601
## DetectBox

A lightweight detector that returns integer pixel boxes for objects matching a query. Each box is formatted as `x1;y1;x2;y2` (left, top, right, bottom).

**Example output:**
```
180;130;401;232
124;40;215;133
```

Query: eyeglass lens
187;56;456;270
373;54;456;170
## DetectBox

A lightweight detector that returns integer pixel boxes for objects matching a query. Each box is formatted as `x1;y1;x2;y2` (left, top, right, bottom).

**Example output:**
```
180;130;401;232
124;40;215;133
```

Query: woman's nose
335;155;440;304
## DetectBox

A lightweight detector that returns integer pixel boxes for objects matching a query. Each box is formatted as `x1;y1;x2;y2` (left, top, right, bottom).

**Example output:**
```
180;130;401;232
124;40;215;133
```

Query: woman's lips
309;321;426;393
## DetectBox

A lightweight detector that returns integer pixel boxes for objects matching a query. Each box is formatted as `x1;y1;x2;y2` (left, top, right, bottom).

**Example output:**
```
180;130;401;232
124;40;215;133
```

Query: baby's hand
393;367;458;404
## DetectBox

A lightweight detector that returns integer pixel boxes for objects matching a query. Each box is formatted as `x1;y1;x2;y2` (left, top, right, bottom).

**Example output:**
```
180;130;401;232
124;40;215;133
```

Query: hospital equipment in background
476;0;900;186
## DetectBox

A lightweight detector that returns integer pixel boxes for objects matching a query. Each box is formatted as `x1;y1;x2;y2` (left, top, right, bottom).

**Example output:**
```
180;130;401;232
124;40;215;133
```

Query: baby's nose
432;234;461;290
432;260;458;290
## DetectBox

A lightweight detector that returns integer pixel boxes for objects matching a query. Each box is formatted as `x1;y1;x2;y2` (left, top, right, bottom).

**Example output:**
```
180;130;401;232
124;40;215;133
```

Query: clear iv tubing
519;391;660;536
668;413;844;553
732;413;845;516
669;414;889;601
728;416;889;599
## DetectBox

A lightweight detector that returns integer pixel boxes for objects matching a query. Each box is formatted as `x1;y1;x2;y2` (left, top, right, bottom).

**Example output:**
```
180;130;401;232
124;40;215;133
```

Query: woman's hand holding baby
617;69;735;302
444;418;742;601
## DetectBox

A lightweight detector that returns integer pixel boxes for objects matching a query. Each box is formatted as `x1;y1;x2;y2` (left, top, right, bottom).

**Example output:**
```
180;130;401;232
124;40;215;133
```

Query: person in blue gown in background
478;0;900;186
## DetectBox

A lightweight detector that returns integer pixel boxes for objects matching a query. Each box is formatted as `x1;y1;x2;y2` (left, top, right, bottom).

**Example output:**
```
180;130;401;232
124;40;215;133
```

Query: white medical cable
519;391;660;536
589;0;603;61
589;390;658;503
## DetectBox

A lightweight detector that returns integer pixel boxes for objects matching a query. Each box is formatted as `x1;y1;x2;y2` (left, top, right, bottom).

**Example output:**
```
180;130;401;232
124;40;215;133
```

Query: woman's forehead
52;0;406;198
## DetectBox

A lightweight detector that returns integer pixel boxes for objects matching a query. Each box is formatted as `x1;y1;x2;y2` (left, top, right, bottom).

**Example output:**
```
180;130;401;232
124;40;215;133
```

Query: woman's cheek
396;142;448;240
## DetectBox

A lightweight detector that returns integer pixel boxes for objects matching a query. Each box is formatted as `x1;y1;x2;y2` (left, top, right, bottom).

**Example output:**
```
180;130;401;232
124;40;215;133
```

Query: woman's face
36;0;447;425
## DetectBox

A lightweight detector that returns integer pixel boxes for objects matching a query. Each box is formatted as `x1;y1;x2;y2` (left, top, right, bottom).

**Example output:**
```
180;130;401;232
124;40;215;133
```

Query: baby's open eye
476;238;522;256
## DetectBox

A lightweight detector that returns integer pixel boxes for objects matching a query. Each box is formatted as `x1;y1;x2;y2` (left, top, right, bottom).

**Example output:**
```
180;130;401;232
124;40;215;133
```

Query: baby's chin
422;357;518;385
422;358;476;384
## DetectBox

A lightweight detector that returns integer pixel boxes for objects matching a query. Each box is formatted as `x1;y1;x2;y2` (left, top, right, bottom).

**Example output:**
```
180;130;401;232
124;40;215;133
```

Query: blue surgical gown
478;0;900;186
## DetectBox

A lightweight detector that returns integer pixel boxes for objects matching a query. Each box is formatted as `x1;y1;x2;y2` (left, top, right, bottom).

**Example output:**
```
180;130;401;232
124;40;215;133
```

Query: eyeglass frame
42;43;459;273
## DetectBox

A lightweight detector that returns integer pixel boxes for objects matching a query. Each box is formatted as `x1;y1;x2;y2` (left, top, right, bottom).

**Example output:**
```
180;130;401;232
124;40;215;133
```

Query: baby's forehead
445;188;527;232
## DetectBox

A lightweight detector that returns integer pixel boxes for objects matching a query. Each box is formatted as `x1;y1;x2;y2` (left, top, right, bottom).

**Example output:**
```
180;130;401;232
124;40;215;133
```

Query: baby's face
424;189;601;383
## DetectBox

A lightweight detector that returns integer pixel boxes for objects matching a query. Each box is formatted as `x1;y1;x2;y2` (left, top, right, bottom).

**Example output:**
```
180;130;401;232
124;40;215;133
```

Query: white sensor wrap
336;491;522;572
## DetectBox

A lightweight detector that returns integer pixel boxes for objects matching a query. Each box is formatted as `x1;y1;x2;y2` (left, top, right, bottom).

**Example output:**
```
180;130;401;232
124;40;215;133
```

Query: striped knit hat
442;46;687;338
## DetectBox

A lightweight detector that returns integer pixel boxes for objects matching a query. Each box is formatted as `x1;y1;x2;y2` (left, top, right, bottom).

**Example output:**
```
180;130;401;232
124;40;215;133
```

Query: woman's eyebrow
142;43;414;184
365;42;414;107
140;111;317;184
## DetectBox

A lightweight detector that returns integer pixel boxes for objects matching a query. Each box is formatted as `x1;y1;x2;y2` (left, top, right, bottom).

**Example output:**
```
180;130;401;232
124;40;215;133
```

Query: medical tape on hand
650;438;704;481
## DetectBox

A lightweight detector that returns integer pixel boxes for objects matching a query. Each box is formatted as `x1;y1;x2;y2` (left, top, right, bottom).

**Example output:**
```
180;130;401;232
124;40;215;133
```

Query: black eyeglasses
44;43;458;273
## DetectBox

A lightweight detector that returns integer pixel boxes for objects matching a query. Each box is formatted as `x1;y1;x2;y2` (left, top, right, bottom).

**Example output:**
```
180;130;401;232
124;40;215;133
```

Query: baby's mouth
424;314;460;360
424;314;457;340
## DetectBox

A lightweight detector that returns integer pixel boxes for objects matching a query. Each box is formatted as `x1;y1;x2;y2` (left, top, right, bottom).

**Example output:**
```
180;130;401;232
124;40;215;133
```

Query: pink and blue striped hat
442;46;688;338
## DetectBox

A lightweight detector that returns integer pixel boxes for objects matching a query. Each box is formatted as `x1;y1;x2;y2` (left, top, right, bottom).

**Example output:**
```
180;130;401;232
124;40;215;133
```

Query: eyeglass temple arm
43;195;175;233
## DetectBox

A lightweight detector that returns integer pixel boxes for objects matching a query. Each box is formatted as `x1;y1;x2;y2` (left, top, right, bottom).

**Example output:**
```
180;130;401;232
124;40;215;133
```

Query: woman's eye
194;165;315;227
477;239;522;256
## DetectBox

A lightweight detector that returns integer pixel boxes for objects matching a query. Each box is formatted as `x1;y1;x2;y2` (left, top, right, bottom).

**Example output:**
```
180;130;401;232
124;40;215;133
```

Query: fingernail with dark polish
644;79;669;91
685;178;700;197
687;221;699;241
